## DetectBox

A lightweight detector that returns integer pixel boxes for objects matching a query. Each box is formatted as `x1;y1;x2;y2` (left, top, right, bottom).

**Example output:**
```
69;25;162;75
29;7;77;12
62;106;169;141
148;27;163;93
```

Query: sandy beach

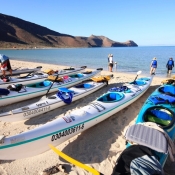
0;60;174;175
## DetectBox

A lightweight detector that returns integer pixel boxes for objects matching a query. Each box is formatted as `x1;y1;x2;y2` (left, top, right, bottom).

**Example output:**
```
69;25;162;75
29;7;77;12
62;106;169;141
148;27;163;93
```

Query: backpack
112;145;163;175
7;84;26;93
0;88;10;96
1;75;10;82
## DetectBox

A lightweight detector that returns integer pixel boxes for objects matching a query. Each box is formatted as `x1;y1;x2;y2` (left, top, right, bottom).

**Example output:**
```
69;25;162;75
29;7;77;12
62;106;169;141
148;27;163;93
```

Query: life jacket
152;60;157;66
168;60;173;66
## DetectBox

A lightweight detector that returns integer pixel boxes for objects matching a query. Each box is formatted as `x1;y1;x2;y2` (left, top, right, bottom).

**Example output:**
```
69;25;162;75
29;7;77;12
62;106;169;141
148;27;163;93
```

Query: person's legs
1;62;7;76
2;70;6;76
153;68;156;74
168;66;172;74
6;59;12;76
150;67;153;74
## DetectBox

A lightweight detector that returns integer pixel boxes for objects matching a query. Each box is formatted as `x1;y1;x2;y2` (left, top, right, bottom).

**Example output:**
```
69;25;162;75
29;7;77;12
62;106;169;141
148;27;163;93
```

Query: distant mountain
0;13;138;48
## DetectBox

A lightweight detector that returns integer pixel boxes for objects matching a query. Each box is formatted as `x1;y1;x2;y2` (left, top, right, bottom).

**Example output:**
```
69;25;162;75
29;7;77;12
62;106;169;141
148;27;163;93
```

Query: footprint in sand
0;166;7;175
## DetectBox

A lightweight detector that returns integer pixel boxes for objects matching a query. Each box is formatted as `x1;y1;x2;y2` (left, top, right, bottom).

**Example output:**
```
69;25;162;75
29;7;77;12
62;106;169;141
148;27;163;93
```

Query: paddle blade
134;70;142;81
137;70;142;75
49;144;102;175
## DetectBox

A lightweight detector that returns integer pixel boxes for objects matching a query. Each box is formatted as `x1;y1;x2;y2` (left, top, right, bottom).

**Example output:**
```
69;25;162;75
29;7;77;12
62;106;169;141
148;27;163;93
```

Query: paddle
49;144;104;175
133;70;142;82
45;73;59;97
13;67;21;71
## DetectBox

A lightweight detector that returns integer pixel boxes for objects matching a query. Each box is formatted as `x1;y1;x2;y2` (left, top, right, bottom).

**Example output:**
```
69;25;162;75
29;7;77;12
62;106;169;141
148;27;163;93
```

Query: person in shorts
150;57;157;75
166;57;174;75
0;54;12;76
108;54;114;72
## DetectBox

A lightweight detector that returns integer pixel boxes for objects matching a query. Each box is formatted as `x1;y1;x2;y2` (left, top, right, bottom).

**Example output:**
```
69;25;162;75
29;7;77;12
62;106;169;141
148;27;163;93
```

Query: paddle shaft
45;73;59;97
13;67;21;71
134;74;138;82
49;144;104;175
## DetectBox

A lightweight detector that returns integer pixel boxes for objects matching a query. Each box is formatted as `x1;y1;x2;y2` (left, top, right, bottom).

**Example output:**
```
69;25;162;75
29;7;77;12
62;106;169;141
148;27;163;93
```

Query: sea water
1;46;175;76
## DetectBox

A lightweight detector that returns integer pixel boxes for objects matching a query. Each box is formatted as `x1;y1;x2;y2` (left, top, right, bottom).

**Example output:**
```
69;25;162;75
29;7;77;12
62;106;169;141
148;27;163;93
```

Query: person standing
166;57;174;75
0;54;12;76
108;54;114;72
150;57;157;75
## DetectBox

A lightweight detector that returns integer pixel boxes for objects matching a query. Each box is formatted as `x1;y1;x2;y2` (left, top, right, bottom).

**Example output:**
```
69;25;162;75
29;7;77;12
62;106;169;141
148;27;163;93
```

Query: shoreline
10;59;167;78
0;60;174;175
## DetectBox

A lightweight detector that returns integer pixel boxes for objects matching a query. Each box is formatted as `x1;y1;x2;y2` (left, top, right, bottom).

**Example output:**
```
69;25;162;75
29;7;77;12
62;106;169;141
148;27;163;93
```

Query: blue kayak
126;84;175;167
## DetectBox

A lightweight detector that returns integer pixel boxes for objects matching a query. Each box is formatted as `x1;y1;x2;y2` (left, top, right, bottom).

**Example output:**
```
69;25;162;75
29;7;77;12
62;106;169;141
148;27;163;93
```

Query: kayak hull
130;84;175;167
0;76;153;160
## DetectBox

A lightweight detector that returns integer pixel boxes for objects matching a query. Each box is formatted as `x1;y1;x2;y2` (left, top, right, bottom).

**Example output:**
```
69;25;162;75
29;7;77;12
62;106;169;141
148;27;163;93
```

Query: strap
89;102;105;112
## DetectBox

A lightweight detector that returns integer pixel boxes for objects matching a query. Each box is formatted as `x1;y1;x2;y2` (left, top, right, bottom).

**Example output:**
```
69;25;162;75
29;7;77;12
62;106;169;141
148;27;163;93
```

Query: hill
0;13;138;48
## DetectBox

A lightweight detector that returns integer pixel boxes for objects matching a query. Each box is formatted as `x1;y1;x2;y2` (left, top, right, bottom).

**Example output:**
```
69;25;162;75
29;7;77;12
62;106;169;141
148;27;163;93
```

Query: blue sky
1;0;175;46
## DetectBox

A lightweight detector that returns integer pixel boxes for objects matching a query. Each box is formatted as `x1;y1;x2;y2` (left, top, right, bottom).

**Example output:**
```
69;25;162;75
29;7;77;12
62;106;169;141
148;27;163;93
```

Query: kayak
0;75;112;122
0;66;42;76
0;68;102;107
0;74;153;160
0;66;87;88
124;84;175;168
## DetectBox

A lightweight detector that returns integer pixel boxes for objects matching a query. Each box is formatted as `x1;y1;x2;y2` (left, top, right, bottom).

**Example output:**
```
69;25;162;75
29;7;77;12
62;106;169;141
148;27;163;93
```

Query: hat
153;57;156;60
0;54;9;63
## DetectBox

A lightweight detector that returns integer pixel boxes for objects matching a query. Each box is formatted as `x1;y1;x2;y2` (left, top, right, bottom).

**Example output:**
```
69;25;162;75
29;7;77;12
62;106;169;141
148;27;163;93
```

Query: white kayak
0;78;110;122
0;73;153;160
0;66;42;76
0;68;102;107
0;66;87;88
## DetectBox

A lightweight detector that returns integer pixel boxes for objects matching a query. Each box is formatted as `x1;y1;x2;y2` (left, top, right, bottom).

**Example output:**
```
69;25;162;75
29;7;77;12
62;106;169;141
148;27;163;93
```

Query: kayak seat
125;123;168;153
97;92;124;102
130;80;146;86
76;73;83;78
70;73;84;78
75;83;92;88
159;85;175;96
150;109;172;120
39;81;51;87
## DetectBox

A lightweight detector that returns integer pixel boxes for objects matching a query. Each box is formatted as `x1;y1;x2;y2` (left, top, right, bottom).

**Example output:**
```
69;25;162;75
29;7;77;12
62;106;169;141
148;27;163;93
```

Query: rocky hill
0;13;138;48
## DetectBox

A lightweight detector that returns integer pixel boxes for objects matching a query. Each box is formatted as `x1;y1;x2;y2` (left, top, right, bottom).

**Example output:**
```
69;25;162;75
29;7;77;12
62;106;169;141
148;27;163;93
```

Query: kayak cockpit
27;80;52;88
143;106;175;129
130;80;146;86
109;86;131;93
97;92;124;103
137;77;151;81
75;83;94;88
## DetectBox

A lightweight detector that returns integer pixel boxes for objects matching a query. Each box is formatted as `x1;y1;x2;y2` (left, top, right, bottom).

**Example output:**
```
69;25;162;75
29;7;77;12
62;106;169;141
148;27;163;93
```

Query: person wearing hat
108;54;114;72
150;57;157;75
0;54;12;76
166;57;174;75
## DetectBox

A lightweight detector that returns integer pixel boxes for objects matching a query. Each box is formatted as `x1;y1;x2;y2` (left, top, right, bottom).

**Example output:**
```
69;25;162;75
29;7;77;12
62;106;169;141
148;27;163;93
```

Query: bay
1;46;175;76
